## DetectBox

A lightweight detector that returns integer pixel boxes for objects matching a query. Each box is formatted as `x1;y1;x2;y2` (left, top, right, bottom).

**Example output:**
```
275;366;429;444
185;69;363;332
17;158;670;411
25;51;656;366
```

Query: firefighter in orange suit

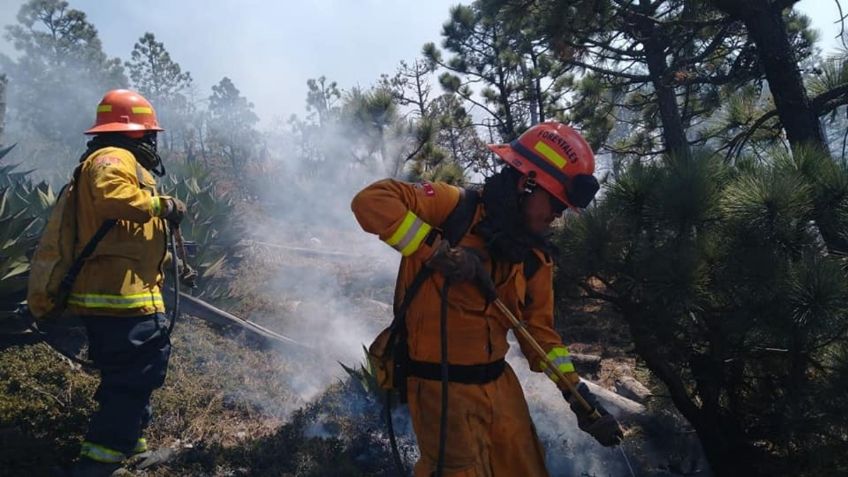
352;122;623;476
69;90;186;476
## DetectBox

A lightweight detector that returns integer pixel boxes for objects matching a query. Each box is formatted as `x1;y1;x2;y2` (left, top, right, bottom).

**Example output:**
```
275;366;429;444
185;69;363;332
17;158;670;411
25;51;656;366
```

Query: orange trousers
407;364;549;477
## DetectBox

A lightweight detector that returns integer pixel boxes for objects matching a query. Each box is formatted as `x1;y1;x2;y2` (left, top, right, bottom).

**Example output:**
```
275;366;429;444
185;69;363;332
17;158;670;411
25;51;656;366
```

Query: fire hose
168;224;197;334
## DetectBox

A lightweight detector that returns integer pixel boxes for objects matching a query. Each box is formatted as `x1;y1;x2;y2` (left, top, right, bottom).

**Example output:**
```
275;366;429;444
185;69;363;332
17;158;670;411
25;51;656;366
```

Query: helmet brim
84;122;165;135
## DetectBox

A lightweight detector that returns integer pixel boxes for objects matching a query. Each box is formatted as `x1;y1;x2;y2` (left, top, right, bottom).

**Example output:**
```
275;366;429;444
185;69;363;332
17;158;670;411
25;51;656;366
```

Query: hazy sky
0;0;844;126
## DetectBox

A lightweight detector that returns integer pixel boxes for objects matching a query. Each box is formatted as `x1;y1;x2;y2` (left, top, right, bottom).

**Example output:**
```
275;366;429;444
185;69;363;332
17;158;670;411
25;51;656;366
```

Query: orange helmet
487;122;599;209
84;89;164;135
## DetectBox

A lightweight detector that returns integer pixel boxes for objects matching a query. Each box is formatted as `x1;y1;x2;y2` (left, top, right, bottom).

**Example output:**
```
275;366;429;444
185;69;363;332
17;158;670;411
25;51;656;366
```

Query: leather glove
161;197;187;225
426;239;485;283
564;382;624;447
179;263;198;288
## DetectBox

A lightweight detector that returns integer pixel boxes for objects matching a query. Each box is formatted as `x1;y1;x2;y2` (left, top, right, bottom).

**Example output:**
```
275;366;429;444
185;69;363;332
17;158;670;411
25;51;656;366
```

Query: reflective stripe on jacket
68;147;169;317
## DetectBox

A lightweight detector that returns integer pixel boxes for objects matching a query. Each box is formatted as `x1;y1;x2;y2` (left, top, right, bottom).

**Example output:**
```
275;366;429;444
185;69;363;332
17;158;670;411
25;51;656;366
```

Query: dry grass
0;314;304;475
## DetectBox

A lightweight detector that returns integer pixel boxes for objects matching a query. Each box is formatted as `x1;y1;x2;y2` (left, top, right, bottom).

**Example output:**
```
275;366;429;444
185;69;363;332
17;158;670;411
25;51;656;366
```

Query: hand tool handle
493;298;601;419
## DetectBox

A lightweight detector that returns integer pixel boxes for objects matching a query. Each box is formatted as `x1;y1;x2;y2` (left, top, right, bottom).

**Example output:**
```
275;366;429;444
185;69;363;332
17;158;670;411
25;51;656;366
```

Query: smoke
0;4;712;474
507;339;632;476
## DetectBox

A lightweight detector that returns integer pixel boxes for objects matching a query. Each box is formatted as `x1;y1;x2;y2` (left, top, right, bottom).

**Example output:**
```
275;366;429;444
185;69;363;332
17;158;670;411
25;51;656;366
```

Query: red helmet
487;122;599;209
84;89;164;135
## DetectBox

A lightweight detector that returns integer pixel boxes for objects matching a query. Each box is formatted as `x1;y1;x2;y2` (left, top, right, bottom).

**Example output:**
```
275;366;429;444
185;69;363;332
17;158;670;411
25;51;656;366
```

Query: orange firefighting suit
352;179;581;477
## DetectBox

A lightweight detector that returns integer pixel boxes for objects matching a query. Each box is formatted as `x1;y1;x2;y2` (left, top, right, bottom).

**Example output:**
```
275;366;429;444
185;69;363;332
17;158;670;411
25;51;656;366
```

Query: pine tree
484;0;764;160
207;77;259;173
380;59;481;181
0;0;127;175
125;32;193;154
556;148;848;476
424;4;553;142
709;0;829;153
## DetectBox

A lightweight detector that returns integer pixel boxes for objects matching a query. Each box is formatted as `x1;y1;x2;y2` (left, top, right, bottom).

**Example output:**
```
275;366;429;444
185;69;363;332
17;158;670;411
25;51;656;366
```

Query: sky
0;0;845;126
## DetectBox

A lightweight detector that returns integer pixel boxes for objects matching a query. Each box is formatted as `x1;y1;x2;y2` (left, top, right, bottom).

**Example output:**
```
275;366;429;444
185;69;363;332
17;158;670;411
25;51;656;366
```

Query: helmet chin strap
521;170;538;196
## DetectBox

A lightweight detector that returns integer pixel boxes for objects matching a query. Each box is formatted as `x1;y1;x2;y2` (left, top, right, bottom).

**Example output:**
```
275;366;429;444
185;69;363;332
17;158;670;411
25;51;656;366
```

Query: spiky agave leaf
160;165;241;301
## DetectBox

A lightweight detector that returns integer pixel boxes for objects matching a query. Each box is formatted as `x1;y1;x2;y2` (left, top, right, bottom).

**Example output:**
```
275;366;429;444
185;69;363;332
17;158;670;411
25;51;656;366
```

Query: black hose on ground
168;225;180;335
385;390;406;476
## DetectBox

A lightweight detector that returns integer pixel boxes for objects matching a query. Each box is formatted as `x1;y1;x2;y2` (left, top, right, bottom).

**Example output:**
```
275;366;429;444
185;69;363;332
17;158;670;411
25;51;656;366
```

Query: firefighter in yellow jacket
352;122;623;476
69;90;186;476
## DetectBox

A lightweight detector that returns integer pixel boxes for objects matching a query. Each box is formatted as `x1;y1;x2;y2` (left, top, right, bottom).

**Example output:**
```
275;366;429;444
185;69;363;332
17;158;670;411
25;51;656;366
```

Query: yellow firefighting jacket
67;147;170;317
351;179;579;386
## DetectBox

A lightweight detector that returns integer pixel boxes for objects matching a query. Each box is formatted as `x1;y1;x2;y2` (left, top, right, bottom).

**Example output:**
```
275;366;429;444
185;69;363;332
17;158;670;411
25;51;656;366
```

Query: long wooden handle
493;299;601;419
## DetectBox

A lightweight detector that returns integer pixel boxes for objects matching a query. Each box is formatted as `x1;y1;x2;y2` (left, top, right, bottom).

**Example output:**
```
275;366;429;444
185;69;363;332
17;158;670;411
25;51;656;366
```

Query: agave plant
0;144;55;319
161;162;241;301
339;346;384;400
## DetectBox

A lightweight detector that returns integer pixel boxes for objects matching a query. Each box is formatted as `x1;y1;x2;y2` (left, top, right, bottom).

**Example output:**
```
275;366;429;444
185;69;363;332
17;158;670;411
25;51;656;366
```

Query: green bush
556;148;848;476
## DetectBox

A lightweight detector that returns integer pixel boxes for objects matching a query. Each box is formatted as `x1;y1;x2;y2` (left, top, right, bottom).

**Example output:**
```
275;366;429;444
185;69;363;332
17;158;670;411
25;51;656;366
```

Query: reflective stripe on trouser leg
80;441;126;463
133;437;148;454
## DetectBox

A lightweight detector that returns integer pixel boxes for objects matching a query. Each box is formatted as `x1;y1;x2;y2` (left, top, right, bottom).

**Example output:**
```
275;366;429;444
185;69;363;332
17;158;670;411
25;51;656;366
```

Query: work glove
161;197;187;225
426;239;484;282
164;251;198;288
564;381;624;447
426;239;496;301
179;261;198;288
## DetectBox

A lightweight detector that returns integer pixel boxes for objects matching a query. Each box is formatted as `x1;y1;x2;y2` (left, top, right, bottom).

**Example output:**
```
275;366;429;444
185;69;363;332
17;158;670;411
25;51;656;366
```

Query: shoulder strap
521;250;550;307
441;188;480;247
387;187;481;399
57;155;145;293
392;187;480;319
523;251;544;282
59;220;117;292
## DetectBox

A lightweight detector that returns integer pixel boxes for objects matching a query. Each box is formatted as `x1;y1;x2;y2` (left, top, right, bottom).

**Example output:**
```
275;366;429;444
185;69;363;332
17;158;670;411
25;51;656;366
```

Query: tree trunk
626;307;764;476
637;4;691;159
711;0;827;154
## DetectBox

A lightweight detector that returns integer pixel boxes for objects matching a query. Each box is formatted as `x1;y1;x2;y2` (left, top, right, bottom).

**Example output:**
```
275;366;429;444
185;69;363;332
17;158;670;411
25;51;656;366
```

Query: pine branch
567;58;652;81
726;82;848;158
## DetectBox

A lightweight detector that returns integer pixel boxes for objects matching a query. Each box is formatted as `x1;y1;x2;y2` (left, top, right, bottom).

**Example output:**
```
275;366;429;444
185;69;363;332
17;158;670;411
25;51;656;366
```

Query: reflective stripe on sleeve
151;196;162;216
384;210;433;256
68;292;165;310
540;345;576;382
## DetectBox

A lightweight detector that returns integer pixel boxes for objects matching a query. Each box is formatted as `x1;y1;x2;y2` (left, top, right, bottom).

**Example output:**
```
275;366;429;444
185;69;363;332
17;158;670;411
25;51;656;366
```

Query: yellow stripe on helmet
97;104;112;113
131;106;153;114
534;141;567;169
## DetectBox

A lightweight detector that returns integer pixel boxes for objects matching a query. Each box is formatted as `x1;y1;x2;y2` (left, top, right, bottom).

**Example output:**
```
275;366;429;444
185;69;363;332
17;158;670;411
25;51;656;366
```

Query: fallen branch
243;240;372;260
